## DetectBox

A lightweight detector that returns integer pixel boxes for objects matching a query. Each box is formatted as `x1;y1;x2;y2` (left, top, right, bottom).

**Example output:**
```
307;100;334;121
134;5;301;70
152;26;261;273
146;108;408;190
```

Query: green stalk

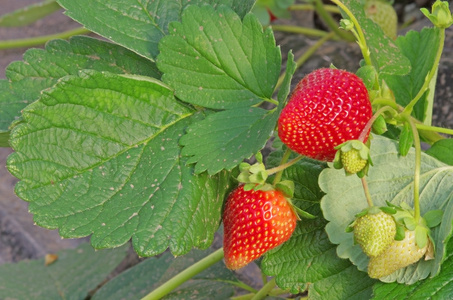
271;24;335;38
141;248;225;300
361;177;374;207
251;277;276;300
358;106;398;142
275;31;335;90
313;0;355;41
289;4;341;14
270;148;292;185
330;0;372;66
416;123;453;136
0;27;90;49
403;28;445;116
401;114;422;222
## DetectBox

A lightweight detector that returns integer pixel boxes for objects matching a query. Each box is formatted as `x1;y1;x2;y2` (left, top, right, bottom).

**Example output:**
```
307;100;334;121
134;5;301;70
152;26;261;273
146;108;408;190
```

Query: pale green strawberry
364;0;398;40
368;229;429;278
353;210;396;257
341;149;367;174
334;140;371;176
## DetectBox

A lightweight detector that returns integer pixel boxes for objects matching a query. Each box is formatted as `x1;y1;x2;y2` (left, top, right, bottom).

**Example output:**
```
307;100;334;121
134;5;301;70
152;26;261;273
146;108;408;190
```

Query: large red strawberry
223;185;297;270
278;68;372;161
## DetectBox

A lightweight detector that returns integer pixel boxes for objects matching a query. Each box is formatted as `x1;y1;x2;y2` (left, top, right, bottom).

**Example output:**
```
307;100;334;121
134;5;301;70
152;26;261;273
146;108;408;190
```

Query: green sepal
423;209;444;228
415;225;429;249
404;217;417;231
291;205;317;220
275;180;295;199
379;206;397;215
394;223;406;241
399;121;414;156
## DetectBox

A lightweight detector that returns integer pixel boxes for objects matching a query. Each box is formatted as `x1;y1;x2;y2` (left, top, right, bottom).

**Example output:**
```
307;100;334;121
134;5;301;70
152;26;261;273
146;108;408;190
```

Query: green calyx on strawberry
365;202;444;278
364;0;398;40
333;140;372;176
278;68;372;162
348;205;397;257
222;184;298;270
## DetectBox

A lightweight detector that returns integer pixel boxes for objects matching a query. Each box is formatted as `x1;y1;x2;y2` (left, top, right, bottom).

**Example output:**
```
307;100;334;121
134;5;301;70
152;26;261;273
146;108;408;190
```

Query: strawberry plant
0;0;453;299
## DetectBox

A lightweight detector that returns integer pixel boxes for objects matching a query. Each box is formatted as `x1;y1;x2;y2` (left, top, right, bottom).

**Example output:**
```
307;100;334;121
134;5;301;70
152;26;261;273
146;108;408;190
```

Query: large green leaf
381;28;441;122
320;135;453;284
341;0;411;76
57;0;255;60
7;71;231;257
92;248;238;299
0;243;127;299
372;238;453;299
157;4;281;110
0;36;160;146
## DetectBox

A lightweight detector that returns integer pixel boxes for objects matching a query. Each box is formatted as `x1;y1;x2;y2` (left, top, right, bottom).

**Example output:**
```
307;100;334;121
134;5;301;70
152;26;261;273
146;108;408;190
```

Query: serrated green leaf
0;36;160;141
341;0;411;75
0;243;127;299
372;238;453;300
92;248;237;300
7;71;232;257
426;139;453;166
57;0;255;61
381;27;441;122
0;0;61;27
180;107;279;175
158;5;281;109
320;135;453;284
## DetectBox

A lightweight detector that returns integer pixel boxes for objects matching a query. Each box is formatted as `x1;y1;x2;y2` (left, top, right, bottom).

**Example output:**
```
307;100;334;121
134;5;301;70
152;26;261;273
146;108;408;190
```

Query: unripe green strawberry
353;210;396;257
341;149;367;174
278;68;372;162
364;0;398;40
368;229;429;278
334;140;371;176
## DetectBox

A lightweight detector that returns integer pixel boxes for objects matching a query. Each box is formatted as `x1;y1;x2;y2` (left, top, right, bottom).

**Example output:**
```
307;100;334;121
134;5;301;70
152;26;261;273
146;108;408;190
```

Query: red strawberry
278;68;372;161
223;185;297;270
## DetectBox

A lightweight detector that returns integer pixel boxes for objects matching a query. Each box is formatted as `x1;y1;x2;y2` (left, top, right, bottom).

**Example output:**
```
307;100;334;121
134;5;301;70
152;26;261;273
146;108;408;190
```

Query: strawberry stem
269;151;304;185
141;248;225;300
289;3;341;15
358;106;398;142
251;277;276;300
361;177;374;207
330;0;373;66
312;0;355;41
402;114;422;222
415;123;453;136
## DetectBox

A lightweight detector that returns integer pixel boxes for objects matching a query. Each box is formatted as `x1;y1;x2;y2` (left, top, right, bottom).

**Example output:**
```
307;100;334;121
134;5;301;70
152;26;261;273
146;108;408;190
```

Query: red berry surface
278;68;372;161
223;185;297;270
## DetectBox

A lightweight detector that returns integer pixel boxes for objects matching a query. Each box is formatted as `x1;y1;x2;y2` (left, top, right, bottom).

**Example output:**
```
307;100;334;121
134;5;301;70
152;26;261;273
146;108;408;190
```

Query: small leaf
180;107;279;174
158;5;281;109
0;243;127;299
399;122;414;156
381;27;441;122
426;139;453;165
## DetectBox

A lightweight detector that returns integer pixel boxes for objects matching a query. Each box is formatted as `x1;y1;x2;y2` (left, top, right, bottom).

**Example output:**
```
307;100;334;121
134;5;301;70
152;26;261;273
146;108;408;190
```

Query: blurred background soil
0;0;452;291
